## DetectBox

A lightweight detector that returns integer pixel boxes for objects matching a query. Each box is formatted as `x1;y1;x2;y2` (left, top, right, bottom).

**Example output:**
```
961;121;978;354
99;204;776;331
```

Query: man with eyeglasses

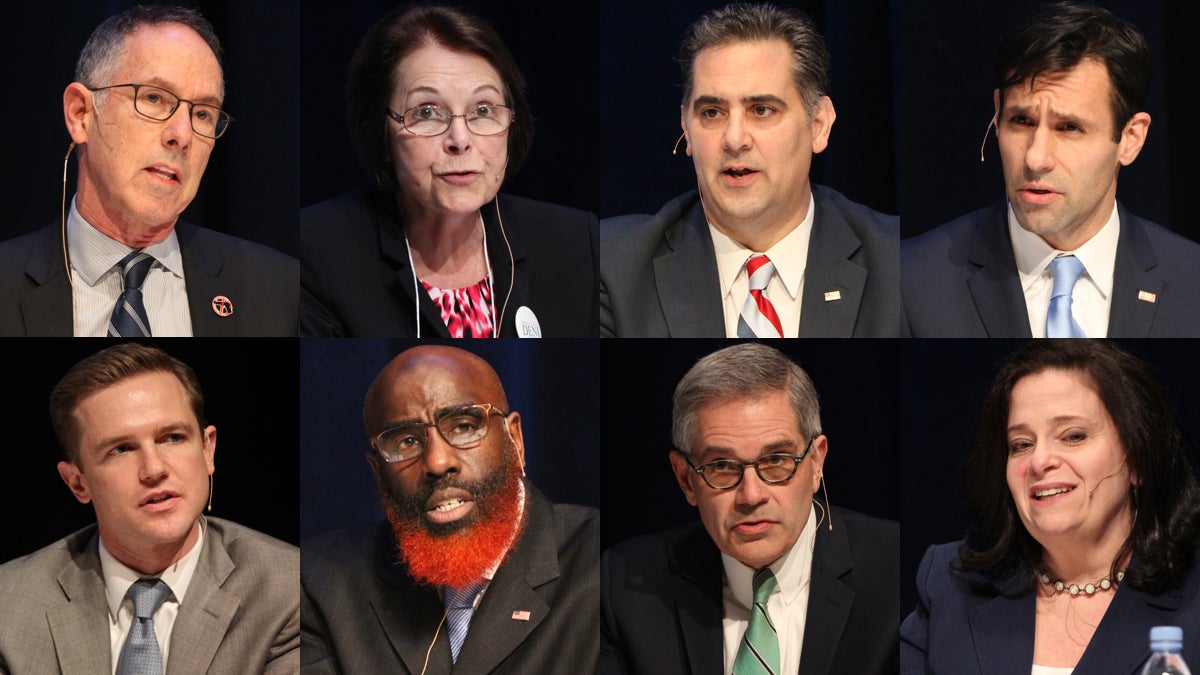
601;342;899;674
0;5;297;336
301;345;599;673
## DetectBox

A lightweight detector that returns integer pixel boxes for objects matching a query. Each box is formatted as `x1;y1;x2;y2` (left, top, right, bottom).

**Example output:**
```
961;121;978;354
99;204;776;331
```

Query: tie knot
127;578;171;619
443;579;486;611
751;568;778;604
1049;255;1085;299
745;254;775;291
118;250;155;290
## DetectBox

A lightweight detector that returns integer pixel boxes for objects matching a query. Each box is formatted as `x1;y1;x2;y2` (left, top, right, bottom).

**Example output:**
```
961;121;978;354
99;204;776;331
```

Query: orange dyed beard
379;442;525;588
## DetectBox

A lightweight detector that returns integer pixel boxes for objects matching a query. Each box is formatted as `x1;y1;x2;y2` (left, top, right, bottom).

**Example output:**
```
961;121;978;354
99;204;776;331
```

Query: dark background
0;1;298;257
600;339;900;551
299;338;601;541
898;1;1200;240
0;338;299;564
899;339;1200;615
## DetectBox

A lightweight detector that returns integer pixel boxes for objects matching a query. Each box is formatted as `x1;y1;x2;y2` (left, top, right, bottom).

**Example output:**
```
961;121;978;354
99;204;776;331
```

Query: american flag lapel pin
511;610;531;621
824;290;842;302
1138;290;1157;304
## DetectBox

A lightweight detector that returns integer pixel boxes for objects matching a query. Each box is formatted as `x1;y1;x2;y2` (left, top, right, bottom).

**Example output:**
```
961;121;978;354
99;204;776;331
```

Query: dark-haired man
301;345;598;673
903;1;1200;337
600;2;900;338
0;5;297;336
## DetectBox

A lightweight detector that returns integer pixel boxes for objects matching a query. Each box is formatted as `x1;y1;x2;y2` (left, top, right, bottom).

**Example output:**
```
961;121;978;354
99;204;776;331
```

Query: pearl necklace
1037;568;1125;596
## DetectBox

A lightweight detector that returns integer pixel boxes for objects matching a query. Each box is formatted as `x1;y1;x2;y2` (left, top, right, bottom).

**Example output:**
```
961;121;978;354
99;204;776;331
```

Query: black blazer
901;542;1200;674
600;509;900;675
901;202;1200;337
599;184;902;337
301;484;599;674
300;186;600;337
0;221;299;336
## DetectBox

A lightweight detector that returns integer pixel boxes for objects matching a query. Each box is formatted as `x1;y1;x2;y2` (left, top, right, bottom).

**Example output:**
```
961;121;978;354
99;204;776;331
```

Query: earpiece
672;132;686;155
979;114;997;162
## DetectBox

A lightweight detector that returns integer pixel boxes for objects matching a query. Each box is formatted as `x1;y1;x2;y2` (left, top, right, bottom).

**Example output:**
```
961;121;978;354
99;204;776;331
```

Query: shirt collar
99;517;205;623
709;192;815;301
1009;201;1120;298
721;507;817;609
67;195;186;286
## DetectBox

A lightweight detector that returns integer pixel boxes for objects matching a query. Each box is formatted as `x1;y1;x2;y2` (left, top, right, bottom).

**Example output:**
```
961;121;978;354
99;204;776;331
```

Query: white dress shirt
100;520;204;674
1010;201;1119;338
1031;666;1074;675
68;196;193;336
711;192;814;338
721;508;817;675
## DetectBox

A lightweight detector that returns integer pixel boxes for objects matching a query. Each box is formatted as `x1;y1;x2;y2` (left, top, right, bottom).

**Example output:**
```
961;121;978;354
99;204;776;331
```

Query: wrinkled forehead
366;349;506;429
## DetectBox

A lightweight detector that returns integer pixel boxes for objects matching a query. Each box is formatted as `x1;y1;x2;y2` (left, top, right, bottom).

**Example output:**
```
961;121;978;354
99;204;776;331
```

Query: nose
139;445;168;483
443;115;472;155
1028;441;1060;476
733;465;770;507
1023;124;1054;175
162;104;194;150
421;427;461;479
722;110;751;155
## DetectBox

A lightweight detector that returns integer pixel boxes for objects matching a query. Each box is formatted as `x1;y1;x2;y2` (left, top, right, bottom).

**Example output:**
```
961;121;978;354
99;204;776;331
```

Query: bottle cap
1150;625;1184;652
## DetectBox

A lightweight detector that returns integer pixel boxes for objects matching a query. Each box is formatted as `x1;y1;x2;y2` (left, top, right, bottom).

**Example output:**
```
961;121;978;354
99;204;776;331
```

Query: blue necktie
108;250;155;337
443;579;486;663
116;578;172;674
1046;255;1086;338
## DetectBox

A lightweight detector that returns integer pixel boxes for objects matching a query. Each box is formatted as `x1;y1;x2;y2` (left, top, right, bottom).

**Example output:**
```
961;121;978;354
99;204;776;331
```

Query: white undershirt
711;192;813;338
1009;201;1119;338
68;196;193;336
1031;665;1074;675
721;508;817;675
99;520;204;674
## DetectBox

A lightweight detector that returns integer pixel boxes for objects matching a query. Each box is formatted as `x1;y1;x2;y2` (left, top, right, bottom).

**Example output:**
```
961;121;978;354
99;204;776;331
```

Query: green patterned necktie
733;567;780;674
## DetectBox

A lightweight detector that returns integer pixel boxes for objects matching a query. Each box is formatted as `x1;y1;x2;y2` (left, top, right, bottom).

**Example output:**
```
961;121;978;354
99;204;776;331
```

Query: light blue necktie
1046;255;1087;338
116;578;172;674
443;579;486;663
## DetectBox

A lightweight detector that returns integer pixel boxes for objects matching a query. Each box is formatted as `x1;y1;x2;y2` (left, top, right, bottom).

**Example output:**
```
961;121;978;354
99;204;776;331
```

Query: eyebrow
1003;103;1090;126
91;421;194;454
1006;415;1091;434
697;438;799;462
405;84;504;99
377;403;480;431
141;76;223;107
690;93;789;113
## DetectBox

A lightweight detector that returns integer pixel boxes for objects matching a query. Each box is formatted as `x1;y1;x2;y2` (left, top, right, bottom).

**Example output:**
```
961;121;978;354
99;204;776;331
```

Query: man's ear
1117;112;1151;167
668;451;699;507
63;82;94;145
809;96;836;154
58;460;92;504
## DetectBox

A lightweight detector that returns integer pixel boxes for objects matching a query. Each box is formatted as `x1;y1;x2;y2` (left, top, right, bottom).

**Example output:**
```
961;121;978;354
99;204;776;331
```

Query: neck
1039;516;1132;583
75;181;174;248
703;183;811;253
101;520;201;576
398;202;485;275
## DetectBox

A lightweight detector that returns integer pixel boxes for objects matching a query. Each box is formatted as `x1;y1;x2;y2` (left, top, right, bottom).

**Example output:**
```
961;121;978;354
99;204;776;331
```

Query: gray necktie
108;250;155;337
443;579;486;663
116;578;172;675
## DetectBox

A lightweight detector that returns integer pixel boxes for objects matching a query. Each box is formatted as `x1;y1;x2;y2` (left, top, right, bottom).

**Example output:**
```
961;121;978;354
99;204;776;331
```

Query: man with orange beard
300;345;599;674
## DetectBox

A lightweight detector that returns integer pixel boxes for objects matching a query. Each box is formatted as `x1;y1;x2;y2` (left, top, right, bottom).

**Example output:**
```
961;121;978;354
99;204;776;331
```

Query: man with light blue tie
902;2;1200;337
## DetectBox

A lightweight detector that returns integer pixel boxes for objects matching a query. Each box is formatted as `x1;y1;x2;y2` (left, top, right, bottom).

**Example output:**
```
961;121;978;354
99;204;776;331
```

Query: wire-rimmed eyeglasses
372;403;508;464
680;436;816;490
88;83;232;139
386;104;515;137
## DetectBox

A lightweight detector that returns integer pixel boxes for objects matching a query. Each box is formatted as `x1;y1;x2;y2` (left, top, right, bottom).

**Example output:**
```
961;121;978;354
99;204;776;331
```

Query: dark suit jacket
600;508;900;675
0;221;299;336
901;203;1200;336
300;186;600;337
0;517;300;675
901;542;1200;674
599;184;901;337
300;485;599;674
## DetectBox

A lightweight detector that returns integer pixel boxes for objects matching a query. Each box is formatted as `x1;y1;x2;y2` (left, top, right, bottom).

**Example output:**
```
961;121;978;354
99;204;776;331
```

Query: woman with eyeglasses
301;5;598;337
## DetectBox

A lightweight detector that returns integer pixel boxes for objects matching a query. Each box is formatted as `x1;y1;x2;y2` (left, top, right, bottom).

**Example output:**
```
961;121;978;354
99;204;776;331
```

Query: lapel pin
511;610;531;621
211;295;233;317
824;290;842;302
1137;290;1157;304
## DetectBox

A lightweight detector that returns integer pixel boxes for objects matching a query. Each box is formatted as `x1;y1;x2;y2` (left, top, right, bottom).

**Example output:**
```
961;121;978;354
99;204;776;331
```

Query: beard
378;439;525;588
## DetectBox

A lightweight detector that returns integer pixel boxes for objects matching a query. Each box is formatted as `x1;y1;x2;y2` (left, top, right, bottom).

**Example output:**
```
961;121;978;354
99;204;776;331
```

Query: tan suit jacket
0;517;299;674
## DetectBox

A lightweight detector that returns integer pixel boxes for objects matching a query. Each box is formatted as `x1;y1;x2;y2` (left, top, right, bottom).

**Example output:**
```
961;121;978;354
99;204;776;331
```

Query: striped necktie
733;568;780;675
116;578;172;674
443;579;486;663
1046;255;1086;338
737;254;784;338
108;250;155;337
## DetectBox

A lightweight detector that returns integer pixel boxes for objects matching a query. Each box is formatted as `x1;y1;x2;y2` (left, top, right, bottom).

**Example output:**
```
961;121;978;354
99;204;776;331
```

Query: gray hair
677;1;829;111
672;343;821;455
76;5;225;98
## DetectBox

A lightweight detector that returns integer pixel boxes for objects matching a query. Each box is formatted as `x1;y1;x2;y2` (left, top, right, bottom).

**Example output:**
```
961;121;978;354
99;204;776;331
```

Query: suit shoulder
209;516;298;563
902;206;997;257
183;225;297;269
603;522;707;568
813;184;898;237
601;191;700;248
0;224;55;267
496;193;595;224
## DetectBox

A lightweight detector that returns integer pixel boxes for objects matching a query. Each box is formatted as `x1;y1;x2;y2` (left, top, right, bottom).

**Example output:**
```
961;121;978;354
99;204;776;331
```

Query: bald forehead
364;346;508;432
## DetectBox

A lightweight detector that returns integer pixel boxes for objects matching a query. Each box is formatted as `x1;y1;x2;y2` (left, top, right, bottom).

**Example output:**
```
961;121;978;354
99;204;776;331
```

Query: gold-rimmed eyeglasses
371;403;508;464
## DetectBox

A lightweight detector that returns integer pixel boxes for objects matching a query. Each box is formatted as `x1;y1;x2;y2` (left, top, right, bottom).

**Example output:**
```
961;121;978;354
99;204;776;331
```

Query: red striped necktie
736;254;784;338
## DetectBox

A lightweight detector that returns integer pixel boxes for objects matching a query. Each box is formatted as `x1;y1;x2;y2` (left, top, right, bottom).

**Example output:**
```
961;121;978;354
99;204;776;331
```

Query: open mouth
141;492;177;507
724;168;756;178
146;167;179;183
1033;486;1074;500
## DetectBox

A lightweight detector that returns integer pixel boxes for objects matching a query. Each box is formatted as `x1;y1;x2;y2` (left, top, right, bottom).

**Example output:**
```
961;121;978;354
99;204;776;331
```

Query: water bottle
1140;626;1192;675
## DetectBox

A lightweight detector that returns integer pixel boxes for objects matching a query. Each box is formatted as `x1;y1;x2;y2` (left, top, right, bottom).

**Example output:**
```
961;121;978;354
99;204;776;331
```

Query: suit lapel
370;560;451;675
799;197;867;337
654;202;724;337
175;223;238;337
167;521;241;675
485;196;530;337
48;532;111;675
969;590;1035;675
966;207;1032;337
1107;205;1160;337
668;527;725;675
22;223;74;336
1075;581;1184;674
797;518;854;675
377;210;452;337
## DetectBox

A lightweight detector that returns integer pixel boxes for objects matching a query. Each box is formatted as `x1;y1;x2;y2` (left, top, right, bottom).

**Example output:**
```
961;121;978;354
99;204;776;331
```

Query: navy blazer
601;509;900;675
0;221;299;336
901;203;1200;337
300;186;600;337
901;542;1200;674
599;184;902;337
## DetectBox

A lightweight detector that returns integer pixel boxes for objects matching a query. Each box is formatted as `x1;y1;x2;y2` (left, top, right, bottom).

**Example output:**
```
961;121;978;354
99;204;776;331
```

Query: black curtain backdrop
299;338;601;541
298;1;602;219
0;1;297;257
598;0;898;220
600;339;900;552
0;338;299;564
899;0;1200;241
899;339;1200;617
